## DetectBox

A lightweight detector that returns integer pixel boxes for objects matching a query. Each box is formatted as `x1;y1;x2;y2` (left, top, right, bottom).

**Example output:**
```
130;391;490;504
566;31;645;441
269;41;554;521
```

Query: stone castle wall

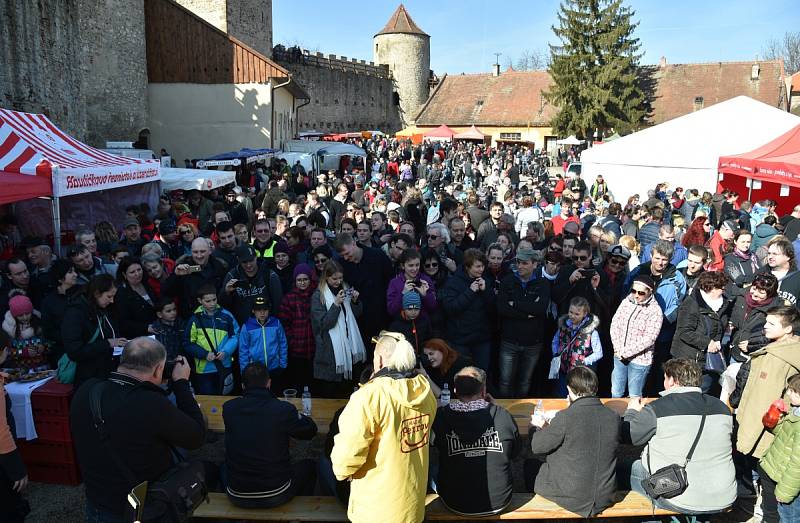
174;0;272;58
0;0;148;147
274;47;402;133
373;32;430;126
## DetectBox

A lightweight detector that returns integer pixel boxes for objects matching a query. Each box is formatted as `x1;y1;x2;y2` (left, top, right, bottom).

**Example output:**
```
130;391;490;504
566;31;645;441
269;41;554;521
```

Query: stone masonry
174;0;273;58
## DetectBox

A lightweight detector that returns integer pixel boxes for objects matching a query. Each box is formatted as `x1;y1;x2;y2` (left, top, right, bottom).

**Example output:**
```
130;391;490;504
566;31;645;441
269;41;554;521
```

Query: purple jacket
386;273;437;318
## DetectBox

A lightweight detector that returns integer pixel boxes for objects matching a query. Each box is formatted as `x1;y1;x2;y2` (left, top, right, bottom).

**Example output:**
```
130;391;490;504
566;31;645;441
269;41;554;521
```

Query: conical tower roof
375;4;428;37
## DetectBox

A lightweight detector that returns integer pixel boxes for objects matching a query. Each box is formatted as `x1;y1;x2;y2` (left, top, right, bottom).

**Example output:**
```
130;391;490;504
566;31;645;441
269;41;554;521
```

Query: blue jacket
625;264;686;329
184;306;239;374
640;242;688;266
238;316;288;372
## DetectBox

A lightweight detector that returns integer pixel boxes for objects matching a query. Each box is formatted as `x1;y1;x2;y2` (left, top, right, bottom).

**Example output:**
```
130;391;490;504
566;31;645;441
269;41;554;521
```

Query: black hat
158;220;176;235
632;274;655;291
237;245;257;263
252;296;270;310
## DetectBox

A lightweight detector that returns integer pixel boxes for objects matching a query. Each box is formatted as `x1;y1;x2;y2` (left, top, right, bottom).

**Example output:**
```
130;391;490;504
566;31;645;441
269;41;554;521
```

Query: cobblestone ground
24;435;757;522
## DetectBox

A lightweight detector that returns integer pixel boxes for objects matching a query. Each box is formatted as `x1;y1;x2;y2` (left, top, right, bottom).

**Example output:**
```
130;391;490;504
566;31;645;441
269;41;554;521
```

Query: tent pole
51;196;62;256
747;179;753;201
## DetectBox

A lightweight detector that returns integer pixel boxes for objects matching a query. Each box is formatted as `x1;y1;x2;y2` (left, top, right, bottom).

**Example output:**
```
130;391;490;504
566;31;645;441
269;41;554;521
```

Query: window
693;96;704;111
499;132;522;141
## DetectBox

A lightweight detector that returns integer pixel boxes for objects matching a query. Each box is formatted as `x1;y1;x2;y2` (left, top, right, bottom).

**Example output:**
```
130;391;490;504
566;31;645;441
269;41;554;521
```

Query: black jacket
220;264;283;324
723;252;758;287
388;314;433;354
40;288;79;366
163;255;229;318
113;284;156;339
670;289;732;363
223;388;317;494
531;396;620;517
729;294;780;362
338;245;394;342
70;374;205;515
552;264;609;316
497;270;551;344
432;403;520;516
439;269;495;345
61;295;120;388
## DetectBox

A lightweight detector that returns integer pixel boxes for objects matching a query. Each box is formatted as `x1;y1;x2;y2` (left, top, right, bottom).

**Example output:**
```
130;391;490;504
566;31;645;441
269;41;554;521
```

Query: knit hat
273;242;290;256
632;274;655;291
293;263;313;280
9;295;33;317
402;291;422;310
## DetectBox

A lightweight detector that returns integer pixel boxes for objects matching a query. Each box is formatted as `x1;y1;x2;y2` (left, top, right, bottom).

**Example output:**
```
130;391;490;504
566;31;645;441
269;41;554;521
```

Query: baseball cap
122;218;139;229
252;296;270;310
237;245;257;263
515;246;537;262
607;244;632;261
722;219;740;232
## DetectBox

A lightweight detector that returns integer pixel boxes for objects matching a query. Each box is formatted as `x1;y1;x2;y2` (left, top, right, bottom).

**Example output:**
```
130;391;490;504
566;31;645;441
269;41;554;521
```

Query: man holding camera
552;240;608;315
164;237;229;318
70;337;206;522
220;245;283;324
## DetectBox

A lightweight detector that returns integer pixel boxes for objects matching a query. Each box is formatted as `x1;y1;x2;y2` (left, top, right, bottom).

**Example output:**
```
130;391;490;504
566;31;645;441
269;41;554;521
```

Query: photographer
163;237;228;318
70;338;206;521
552;240;608;316
220;245;283;325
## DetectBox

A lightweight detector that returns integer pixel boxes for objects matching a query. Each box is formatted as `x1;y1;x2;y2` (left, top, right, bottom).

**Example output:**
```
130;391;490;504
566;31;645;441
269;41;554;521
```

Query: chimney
751;63;760;80
659;56;667;69
493;63;501;77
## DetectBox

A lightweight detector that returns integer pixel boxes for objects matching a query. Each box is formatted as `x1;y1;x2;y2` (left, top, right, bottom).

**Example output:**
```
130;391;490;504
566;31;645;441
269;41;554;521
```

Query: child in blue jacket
239;296;288;378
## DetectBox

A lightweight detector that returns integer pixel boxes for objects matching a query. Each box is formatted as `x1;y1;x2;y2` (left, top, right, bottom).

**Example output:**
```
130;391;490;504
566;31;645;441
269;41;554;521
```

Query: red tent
423;125;455;140
718;124;800;208
0;169;52;205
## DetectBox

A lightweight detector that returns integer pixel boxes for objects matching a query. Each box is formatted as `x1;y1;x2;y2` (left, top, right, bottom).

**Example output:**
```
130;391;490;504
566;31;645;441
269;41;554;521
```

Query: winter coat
184;305;239;375
151;318;185;360
388;314;433;355
163;255;229;318
439;269;495;346
220;264;284;324
0;382;25;488
338;246;394;342
624;387;736;513
497;269;551;344
531;396;621;517
331;368;437;523
552;314;602;371
278;286;315;360
670;289;731;363
759;411;800;503
752;223;779;252
707;231;730;271
113;284;156;339
637;221;660;249
61;295;119;387
728;294;780;362
723;251;759;287
223;388;317;498
681;197;700;224
736;336;800;458
238;316;287;372
432;402;520;516
610;295;663;366
625;263;686;325
386;273;437;319
310;289;363;382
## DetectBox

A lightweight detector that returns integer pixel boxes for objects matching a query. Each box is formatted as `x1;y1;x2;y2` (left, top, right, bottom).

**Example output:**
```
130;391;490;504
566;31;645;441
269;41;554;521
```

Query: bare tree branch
762;31;800;74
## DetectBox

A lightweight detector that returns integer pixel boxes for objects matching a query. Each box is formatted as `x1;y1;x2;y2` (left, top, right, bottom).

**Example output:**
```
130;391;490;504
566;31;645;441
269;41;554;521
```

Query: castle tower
373;4;430;126
174;0;273;58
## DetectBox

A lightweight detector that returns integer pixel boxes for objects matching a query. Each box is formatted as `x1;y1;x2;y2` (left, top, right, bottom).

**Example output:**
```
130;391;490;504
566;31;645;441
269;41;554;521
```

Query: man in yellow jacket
331;332;437;523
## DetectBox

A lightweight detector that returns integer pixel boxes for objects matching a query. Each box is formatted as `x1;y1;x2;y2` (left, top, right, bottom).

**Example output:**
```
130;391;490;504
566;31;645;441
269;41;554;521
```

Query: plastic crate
17;439;77;465
31;380;74;418
26;461;81;486
32;415;72;442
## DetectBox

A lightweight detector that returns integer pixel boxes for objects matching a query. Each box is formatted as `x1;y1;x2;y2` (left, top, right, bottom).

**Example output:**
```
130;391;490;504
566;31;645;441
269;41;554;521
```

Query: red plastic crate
17;439;77;465
32;416;72;442
31;380;74;418
26;461;82;486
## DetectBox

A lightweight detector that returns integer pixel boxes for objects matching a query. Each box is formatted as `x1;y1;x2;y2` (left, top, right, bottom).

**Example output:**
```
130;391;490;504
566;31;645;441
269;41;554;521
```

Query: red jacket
554;179;566;198
707;232;730;271
278;286;315;359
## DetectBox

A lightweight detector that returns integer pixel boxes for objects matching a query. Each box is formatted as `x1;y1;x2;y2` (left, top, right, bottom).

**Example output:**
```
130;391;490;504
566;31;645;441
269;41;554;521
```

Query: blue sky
273;0;800;74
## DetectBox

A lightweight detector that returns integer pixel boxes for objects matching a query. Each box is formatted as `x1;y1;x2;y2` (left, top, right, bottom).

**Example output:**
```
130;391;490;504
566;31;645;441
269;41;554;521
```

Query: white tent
160;167;235;192
556;135;584;145
580;96;800;202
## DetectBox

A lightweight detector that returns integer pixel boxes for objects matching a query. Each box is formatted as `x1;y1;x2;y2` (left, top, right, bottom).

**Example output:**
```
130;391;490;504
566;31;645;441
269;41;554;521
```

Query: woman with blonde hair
311;260;365;397
618;235;640;272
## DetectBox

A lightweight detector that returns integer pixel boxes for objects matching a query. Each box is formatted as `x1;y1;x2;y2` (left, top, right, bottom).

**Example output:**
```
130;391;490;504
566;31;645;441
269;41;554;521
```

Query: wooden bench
196;396;655;435
193;491;676;520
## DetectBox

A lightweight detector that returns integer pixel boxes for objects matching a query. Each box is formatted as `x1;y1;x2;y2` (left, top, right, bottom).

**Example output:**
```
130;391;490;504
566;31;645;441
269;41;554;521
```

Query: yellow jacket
331;369;437;523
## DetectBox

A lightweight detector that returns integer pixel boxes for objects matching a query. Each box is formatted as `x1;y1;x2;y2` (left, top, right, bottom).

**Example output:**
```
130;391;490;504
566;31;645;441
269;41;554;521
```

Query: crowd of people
1;135;800;522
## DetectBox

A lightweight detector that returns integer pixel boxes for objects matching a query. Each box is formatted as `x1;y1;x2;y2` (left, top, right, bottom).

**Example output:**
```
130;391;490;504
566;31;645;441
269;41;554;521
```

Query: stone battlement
273;46;391;79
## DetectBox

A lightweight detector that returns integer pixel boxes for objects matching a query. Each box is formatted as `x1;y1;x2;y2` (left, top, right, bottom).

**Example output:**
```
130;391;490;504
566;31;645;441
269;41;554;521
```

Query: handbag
642;395;707;500
199;324;233;395
705;350;727;373
58;326;101;384
89;381;208;522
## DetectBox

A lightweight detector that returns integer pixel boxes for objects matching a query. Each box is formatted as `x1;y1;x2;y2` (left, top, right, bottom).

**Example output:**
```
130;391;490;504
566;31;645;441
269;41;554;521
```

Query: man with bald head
164;237;229;317
70;337;205;521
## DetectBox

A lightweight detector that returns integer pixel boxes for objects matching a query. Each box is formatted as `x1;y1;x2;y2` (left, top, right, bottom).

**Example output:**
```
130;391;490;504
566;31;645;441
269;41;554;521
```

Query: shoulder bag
642;395;707;499
89;381;208;522
198;323;234;395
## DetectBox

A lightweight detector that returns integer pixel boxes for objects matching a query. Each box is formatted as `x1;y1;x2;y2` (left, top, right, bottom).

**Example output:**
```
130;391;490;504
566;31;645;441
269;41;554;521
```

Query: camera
163;358;183;378
344;288;353;297
579;268;597;278
233;280;248;289
188;265;202;273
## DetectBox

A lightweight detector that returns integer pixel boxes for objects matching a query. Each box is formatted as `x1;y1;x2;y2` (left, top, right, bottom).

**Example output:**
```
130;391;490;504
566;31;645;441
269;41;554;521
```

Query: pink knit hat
8;295;33;317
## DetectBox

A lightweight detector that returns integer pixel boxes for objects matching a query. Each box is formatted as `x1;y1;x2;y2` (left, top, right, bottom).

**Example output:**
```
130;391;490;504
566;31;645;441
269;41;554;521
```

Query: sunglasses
314;258;328;264
630;289;649;297
180;230;193;234
608;258;627;266
549;246;562;252
424;262;439;268
572;255;589;261
427;235;440;240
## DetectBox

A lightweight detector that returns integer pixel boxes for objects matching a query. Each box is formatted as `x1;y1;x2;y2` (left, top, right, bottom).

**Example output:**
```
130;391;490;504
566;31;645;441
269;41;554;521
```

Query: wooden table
196;395;653;435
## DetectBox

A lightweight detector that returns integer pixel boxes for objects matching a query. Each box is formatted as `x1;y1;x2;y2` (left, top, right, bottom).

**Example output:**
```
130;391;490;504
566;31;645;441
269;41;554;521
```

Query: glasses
572;255;589;261
255;228;269;233
608;258;627;266
549;246;562;252
424;262;439;268
295;276;311;283
314;258;328;265
703;223;711;227
427;235;440;240
180;229;193;235
630;289;649;297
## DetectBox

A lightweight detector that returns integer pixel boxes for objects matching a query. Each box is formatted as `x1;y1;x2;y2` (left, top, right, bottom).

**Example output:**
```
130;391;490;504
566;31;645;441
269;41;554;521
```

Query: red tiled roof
375;4;428;37
415;70;555;127
650;60;787;124
791;71;800;93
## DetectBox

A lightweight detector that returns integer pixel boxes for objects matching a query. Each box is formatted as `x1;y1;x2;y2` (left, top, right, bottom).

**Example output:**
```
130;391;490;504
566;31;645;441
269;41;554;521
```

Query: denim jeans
452;341;492;372
85;500;126;523
611;358;651;398
778;494;800;522
498;340;542;398
192;372;220;395
626;459;720;521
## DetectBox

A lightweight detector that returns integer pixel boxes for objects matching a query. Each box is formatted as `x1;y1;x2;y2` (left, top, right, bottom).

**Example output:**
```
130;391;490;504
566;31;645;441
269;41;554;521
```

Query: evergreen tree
545;0;648;139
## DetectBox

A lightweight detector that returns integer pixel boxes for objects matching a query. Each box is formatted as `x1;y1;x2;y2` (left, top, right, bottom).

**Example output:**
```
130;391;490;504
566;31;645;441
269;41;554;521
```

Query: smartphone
127;481;148;522
188;265;202;273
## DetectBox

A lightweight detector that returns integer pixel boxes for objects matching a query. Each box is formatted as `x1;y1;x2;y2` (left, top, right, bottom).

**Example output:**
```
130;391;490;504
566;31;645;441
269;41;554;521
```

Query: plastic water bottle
440;383;451;407
534;399;544;417
302;386;312;416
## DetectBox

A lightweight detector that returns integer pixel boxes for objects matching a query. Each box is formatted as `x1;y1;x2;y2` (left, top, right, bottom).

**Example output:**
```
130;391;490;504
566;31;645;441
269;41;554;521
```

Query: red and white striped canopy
0;109;159;200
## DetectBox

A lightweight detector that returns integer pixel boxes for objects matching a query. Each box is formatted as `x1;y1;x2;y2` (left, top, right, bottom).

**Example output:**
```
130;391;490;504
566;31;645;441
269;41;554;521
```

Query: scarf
449;398;490;412
322;285;366;379
700;290;724;313
744;291;771;318
733;248;758;275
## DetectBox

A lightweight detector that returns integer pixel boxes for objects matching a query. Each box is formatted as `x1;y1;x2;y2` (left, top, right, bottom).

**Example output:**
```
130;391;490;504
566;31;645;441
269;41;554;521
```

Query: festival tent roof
160;167;236;192
0;169;52;205
0;108;160;199
718;124;800;186
556;135;584;145
198;147;275;167
454;125;486;140
579;96;800;202
284;140;366;157
423;125;455;139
